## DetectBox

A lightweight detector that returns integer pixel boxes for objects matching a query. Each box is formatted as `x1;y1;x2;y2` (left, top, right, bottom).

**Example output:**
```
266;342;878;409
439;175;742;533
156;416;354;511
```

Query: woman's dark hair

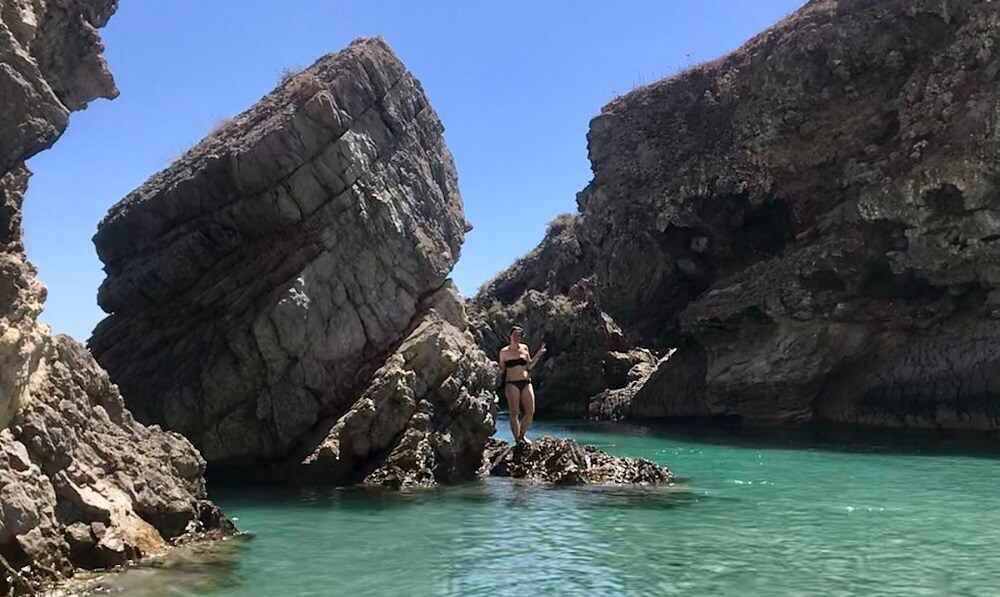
509;325;523;336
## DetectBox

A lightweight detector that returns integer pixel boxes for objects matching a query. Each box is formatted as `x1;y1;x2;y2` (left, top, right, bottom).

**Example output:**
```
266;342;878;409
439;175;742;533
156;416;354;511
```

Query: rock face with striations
472;0;1000;429
89;37;496;484
1;2;229;594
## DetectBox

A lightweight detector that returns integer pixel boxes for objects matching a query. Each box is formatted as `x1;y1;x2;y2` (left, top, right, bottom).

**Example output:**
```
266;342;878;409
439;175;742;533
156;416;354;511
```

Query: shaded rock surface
588;349;665;421
483;437;672;485
469;215;664;415
472;0;1000;429
0;2;230;593
89;37;496;480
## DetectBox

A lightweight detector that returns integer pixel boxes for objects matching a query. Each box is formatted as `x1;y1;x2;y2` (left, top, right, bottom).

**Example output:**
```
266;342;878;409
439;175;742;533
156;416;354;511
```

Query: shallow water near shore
89;418;1000;596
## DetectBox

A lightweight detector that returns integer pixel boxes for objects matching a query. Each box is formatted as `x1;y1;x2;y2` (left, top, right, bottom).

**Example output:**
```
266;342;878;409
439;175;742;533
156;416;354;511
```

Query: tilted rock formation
1;2;230;592
483;437;673;485
89;38;496;480
473;0;1000;429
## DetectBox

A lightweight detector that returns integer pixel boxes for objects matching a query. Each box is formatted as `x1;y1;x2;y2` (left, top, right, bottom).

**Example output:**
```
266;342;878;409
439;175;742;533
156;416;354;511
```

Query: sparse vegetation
288;74;322;103
278;65;323;104
210;116;233;136
278;66;300;86
546;294;576;318
511;297;528;318
545;213;576;237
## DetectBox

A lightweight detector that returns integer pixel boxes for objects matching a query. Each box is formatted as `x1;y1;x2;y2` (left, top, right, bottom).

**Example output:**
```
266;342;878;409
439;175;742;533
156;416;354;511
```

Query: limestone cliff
90;38;497;484
473;0;1000;429
0;1;229;593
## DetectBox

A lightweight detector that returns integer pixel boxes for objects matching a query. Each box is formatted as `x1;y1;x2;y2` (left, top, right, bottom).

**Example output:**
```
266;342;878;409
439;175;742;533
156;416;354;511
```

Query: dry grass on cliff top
602;2;807;113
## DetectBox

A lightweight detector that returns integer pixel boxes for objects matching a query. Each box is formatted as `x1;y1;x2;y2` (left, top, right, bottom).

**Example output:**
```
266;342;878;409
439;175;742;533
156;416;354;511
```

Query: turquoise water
93;419;1000;596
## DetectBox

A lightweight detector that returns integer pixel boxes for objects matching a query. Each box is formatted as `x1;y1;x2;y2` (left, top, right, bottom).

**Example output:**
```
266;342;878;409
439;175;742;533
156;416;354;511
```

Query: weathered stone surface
299;286;495;488
1;337;232;594
0;0;118;430
474;0;1000;429
0;167;47;430
0;0;118;177
468;215;650;415
89;38;496;481
589;349;666;421
483;437;672;485
0;2;230;593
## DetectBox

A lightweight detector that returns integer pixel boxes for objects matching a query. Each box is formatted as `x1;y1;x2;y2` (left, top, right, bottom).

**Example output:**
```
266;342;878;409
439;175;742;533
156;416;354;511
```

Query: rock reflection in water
70;535;251;596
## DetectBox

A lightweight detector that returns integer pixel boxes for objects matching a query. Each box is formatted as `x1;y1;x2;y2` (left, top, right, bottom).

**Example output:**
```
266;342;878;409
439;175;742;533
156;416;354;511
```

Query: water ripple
91;420;1000;596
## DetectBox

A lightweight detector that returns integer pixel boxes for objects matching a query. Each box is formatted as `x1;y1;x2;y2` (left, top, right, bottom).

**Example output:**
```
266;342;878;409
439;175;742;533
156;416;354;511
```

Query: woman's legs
518;384;536;442
504;384;522;440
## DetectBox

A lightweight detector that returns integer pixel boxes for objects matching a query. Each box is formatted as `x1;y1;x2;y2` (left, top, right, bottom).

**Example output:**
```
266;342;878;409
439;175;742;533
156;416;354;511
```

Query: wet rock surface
483;437;673;486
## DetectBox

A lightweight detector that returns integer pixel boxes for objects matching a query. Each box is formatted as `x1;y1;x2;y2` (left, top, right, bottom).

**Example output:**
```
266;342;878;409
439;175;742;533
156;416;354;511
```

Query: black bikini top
503;357;528;368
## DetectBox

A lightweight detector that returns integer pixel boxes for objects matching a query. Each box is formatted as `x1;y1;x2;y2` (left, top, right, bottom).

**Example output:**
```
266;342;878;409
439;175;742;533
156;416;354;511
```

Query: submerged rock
89;37;495;482
483;437;672;485
0;2;231;593
472;0;1000;429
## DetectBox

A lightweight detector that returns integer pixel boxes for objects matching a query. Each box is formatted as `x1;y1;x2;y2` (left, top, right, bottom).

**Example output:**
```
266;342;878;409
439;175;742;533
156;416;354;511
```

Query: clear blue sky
24;0;805;341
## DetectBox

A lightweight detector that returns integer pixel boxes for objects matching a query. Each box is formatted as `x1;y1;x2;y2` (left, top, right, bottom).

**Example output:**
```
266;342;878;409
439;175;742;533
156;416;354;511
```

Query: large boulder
89;38;496;478
473;0;1000;429
0;3;230;593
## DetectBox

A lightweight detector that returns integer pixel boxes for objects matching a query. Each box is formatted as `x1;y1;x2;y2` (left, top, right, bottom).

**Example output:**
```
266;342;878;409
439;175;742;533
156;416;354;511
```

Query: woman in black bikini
499;325;546;444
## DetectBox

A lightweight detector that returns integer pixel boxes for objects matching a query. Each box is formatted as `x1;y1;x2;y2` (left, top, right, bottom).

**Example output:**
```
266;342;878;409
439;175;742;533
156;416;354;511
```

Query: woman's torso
500;344;530;381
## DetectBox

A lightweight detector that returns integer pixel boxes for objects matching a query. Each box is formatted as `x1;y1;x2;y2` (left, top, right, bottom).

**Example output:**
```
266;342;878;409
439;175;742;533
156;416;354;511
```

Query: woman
499;325;546;444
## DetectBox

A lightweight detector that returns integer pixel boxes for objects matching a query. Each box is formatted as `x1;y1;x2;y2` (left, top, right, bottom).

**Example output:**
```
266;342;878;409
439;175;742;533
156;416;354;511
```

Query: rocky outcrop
0;0;118;430
1;2;230;593
1;337;231;594
89;38;496;480
483;437;672;485
298;286;495;488
473;0;1000;429
588;348;663;421
469;215;664;415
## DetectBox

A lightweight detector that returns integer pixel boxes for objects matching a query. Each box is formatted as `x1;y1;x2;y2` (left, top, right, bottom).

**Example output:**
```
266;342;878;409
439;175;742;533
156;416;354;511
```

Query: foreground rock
472;0;1000;429
1;2;230;593
483;437;672;485
0;0;119;430
89;37;496;481
1;338;231;594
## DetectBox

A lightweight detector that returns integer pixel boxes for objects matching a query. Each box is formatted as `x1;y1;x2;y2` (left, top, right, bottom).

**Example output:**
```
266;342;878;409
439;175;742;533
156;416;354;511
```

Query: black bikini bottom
506;379;532;391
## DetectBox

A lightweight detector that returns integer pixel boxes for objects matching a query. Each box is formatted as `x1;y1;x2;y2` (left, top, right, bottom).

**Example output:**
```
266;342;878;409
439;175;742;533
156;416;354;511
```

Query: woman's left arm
527;342;547;371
